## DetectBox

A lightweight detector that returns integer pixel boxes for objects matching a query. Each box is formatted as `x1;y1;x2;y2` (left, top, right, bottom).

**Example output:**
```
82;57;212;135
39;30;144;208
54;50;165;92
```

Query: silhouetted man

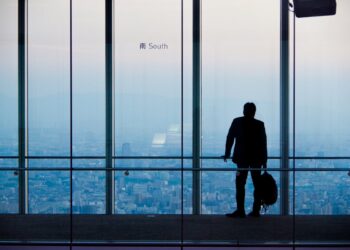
223;102;267;218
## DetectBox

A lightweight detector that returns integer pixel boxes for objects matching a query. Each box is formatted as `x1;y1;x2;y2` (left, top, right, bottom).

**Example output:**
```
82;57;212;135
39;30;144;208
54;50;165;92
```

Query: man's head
243;102;256;118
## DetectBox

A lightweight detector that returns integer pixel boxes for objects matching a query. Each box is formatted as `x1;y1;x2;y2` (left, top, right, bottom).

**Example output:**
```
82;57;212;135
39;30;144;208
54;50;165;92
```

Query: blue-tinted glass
29;159;69;169
294;0;350;157
28;170;70;214
114;0;182;157
201;170;235;214
201;159;281;169
28;160;70;213
201;166;280;214
183;159;193;214
115;159;181;169
201;0;280;157
0;9;18;210
0;171;18;213
292;168;350;243
0;159;18;168
73;170;105;214
73;0;105;157
28;0;70;156
115;171;183;214
114;159;193;214
295;159;350;169
0;0;18;157
293;169;350;215
73;159;105;169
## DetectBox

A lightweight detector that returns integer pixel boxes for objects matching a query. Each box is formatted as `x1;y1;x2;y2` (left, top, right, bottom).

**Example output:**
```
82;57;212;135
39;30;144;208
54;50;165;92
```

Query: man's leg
250;164;262;214
236;164;248;213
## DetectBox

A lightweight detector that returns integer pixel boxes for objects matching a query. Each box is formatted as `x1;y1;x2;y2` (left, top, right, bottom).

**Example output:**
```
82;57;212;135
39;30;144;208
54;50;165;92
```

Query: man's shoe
225;210;246;218
248;211;260;217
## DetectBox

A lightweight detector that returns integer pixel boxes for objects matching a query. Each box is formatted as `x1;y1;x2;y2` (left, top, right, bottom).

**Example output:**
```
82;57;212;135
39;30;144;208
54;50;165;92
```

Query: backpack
259;170;278;211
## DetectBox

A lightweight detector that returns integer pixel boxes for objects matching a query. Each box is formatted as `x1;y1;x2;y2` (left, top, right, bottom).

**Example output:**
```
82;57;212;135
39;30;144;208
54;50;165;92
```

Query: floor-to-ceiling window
72;0;106;215
27;0;71;214
113;0;191;215
0;0;19;214
201;0;281;214
291;0;350;216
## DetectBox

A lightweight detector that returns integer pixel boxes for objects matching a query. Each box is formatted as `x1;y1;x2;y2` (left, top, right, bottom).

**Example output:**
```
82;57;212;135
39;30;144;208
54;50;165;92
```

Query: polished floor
0;215;349;244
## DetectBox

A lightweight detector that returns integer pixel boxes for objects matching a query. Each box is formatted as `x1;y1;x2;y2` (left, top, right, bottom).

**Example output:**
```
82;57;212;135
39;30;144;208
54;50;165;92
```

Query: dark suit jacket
225;116;267;165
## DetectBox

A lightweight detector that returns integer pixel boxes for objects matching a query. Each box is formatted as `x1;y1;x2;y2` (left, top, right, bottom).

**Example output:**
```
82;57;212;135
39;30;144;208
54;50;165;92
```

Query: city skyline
1;132;349;215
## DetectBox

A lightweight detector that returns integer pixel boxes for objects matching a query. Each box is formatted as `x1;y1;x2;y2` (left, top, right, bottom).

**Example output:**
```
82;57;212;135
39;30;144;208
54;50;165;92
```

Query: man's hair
243;102;256;118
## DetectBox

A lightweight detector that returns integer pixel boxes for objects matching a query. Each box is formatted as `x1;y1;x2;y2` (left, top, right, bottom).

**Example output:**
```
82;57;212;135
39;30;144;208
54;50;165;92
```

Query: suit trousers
236;163;262;213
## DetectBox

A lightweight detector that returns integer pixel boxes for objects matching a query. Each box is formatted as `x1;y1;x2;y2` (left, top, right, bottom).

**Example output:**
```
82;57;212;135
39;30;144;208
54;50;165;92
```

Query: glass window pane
201;158;281;169
115;170;182;214
295;159;350;169
115;158;181;169
28;170;70;214
28;0;70;156
73;0;105;157
114;0;182;157
28;160;70;213
73;170;105;214
201;171;235;214
183;159;193;214
293;169;350;215
201;0;280;157
0;0;18;157
295;0;350;156
113;168;184;242
29;159;69;169
293;171;350;243
73;159;105;169
0;159;18;168
0;171;18;213
114;159;193;214
201;168;280;215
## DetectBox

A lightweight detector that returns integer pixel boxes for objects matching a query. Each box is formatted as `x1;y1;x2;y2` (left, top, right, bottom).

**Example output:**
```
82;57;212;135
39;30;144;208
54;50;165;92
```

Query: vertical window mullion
280;0;290;216
18;0;27;215
192;0;201;215
105;0;114;215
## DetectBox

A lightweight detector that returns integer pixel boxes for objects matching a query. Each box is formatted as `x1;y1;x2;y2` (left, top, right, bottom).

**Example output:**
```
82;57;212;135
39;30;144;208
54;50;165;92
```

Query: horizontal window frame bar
27;156;105;159
2;156;350;159
1;167;349;171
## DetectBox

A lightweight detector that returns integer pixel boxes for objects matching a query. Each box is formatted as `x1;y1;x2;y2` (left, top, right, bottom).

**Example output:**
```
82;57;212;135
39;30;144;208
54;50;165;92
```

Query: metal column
280;0;290;216
105;0;115;215
18;0;28;215
192;0;201;215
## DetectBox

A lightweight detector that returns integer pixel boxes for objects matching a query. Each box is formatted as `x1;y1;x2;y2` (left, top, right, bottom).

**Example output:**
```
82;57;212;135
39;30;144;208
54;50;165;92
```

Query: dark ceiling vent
294;0;337;18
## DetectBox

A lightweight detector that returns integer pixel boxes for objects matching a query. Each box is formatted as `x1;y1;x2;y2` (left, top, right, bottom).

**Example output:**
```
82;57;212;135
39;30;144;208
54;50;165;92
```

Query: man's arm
262;123;268;167
224;119;236;161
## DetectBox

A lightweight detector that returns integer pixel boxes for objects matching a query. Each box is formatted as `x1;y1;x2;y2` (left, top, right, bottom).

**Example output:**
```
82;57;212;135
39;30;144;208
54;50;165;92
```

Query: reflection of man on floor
224;102;267;218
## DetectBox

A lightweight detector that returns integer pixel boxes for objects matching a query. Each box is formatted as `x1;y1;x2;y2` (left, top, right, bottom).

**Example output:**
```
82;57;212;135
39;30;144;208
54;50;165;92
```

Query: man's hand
221;155;228;162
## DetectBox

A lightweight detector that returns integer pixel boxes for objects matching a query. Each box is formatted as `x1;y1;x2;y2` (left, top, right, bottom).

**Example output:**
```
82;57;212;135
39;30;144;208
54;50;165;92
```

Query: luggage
259;170;278;211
